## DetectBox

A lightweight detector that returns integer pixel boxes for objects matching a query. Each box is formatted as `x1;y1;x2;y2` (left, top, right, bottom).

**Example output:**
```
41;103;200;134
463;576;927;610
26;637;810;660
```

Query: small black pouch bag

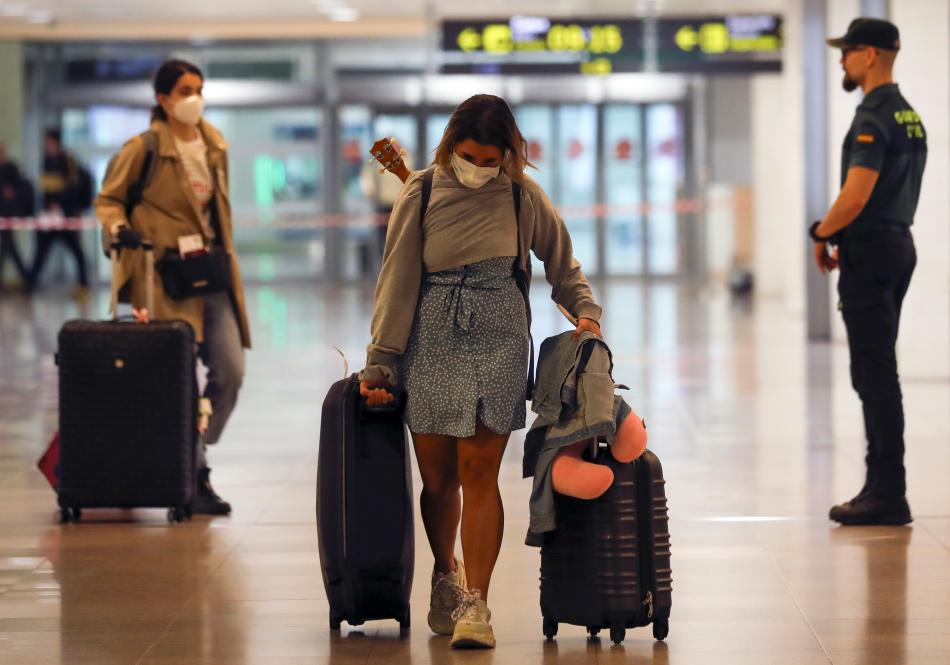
156;246;232;300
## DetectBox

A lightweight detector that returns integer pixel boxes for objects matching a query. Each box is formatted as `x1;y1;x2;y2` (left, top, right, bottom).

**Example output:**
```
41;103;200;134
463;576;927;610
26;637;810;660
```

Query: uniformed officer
811;18;927;525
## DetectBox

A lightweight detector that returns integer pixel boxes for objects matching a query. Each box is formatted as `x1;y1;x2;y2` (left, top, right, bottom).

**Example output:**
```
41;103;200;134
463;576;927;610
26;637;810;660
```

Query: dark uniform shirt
41;153;75;215
841;83;927;236
0;162;21;217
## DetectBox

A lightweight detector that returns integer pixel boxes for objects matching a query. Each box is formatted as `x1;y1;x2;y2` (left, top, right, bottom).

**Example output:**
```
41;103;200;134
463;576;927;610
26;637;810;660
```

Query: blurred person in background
0;143;31;289
27;129;93;300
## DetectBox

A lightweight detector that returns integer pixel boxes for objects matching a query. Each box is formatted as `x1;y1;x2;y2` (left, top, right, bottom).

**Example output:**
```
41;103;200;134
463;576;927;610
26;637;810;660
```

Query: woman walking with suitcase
360;94;602;648
96;59;251;516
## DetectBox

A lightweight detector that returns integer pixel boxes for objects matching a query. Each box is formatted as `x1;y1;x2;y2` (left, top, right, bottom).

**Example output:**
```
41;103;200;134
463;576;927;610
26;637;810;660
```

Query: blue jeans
197;291;245;468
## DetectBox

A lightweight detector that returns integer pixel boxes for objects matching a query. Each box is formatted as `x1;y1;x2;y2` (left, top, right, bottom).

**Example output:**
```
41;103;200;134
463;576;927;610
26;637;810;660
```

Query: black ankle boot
192;467;232;516
829;492;911;526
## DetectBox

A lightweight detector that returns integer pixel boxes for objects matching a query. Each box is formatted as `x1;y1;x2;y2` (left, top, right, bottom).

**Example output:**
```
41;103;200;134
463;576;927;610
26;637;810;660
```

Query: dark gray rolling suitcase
316;374;414;631
540;447;672;644
56;236;198;524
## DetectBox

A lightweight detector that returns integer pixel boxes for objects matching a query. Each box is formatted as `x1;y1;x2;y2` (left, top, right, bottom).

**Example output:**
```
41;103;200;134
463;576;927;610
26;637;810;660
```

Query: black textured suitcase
540;447;672;644
316;374;414;631
56;236;198;524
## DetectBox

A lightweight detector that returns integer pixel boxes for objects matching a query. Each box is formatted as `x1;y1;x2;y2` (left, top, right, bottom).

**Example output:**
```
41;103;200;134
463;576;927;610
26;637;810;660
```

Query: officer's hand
814;241;838;274
360;379;395;406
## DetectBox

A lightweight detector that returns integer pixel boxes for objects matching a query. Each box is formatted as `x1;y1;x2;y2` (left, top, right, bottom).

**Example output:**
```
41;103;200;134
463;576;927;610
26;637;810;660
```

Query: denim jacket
522;330;631;546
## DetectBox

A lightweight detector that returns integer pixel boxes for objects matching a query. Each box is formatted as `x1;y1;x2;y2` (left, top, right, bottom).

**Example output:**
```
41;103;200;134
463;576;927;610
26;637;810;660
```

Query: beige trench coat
95;119;251;348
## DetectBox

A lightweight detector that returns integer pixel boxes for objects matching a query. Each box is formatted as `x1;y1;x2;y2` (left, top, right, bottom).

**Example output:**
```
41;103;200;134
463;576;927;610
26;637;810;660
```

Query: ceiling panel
0;0;785;22
0;0;785;40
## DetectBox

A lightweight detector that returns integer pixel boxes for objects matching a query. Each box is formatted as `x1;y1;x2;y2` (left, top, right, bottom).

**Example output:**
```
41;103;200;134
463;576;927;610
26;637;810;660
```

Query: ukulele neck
390;161;411;183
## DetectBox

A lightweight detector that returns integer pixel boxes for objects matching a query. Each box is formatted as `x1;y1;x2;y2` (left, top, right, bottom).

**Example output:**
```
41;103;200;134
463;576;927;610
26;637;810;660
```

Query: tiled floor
1;280;949;664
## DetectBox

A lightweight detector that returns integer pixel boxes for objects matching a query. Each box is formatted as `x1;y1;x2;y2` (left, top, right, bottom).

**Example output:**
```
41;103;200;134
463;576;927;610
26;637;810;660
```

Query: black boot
829;492;911;526
192;467;232;516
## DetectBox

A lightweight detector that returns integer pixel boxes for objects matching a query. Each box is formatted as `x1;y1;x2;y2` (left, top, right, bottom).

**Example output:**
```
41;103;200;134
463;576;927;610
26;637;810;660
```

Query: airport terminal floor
2;280;950;665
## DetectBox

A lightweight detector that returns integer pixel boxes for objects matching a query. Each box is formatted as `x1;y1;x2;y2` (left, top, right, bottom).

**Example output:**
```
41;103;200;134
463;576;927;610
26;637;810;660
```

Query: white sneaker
450;589;495;649
428;558;467;635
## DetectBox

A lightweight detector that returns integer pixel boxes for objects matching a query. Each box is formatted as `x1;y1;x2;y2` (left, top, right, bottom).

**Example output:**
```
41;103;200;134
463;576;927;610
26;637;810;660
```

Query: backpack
100;130;158;255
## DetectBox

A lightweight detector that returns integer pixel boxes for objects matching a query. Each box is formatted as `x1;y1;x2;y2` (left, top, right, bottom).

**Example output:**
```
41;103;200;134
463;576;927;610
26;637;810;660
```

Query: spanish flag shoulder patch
856;133;875;144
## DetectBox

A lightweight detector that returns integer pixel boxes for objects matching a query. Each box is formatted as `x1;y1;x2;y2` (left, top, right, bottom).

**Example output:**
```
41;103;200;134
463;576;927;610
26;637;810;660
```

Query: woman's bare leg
411;431;461;574
456;421;509;601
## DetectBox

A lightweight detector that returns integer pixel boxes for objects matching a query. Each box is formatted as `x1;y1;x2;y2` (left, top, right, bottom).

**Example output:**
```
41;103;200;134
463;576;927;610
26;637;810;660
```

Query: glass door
425;112;452;166
205;107;324;281
645;104;686;275
555;105;598;274
515;105;555;195
603;104;645;275
337;107;421;278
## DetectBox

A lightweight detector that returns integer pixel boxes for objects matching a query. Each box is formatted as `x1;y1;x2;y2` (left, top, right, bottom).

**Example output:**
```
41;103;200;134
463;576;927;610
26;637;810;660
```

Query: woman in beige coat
96;59;251;516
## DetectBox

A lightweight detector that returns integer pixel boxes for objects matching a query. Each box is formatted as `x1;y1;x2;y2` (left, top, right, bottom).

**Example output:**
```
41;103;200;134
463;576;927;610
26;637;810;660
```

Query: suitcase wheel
610;626;625;645
586;626;601;638
399;606;411;631
167;507;190;524
329;617;342;631
542;617;558;640
59;507;81;524
652;617;669;641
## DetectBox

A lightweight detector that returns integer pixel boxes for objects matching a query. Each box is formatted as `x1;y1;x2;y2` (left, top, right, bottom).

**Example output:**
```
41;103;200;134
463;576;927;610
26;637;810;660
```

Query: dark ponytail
151;59;203;122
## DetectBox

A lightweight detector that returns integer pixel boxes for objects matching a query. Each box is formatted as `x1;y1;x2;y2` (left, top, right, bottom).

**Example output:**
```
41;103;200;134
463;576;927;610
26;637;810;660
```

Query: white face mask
171;95;204;126
451;152;500;189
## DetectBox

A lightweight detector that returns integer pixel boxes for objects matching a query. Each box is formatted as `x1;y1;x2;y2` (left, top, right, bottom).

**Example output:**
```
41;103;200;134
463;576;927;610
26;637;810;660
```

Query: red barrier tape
0;197;749;231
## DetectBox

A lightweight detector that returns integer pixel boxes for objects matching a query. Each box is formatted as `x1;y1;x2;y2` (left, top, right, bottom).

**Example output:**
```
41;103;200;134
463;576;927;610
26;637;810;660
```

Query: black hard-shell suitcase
316;373;414;631
56;236;198;524
540;447;672;644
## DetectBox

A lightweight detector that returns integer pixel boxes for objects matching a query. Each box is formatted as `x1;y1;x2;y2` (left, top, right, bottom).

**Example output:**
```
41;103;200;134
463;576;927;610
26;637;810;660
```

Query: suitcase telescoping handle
109;229;155;321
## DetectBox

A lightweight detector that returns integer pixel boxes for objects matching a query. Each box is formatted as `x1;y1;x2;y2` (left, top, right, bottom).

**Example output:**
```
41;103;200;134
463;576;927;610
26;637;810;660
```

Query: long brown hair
434;95;535;182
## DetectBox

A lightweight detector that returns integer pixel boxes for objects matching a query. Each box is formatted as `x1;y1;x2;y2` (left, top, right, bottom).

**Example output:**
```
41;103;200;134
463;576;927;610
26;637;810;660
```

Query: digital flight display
441;15;783;75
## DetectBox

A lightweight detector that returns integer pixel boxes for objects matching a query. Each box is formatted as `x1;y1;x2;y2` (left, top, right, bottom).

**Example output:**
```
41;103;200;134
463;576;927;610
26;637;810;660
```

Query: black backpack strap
420;166;435;226
125;130;157;219
511;180;535;399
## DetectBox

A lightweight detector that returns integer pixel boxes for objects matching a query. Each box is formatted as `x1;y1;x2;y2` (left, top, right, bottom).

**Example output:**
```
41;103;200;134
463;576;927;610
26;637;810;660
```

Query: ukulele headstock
369;137;406;173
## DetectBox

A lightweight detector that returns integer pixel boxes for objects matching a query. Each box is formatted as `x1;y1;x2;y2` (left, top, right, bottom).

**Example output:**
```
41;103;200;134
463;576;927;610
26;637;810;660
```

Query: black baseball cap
827;18;900;51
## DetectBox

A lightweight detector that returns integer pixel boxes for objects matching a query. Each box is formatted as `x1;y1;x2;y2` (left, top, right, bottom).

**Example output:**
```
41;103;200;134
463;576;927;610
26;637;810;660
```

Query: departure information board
441;15;783;75
656;15;783;72
441;17;644;75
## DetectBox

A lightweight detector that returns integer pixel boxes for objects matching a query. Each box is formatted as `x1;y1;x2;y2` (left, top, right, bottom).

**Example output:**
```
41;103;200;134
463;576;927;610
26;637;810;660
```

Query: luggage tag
178;234;206;258
333;347;349;379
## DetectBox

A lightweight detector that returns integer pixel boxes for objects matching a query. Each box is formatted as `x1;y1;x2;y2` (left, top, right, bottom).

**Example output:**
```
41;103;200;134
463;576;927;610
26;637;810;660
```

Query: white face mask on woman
451;152;500;189
172;95;205;127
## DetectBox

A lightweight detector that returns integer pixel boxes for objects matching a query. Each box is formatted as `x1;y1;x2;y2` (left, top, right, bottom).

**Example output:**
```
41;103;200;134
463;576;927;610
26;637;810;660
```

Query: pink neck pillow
551;408;648;500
